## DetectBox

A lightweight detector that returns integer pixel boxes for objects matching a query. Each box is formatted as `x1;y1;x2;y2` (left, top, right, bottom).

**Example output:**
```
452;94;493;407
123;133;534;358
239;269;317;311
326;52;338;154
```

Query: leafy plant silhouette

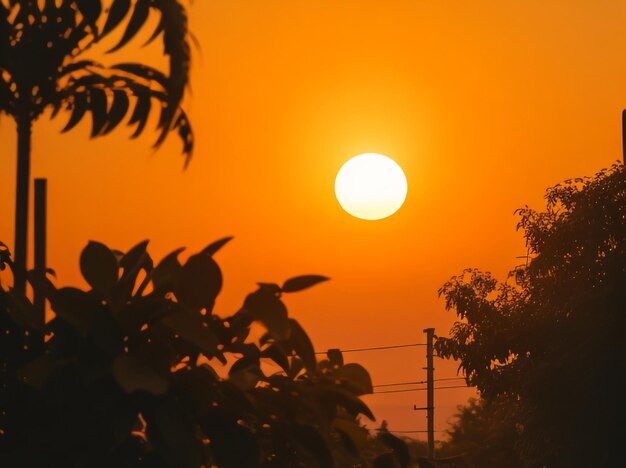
436;163;626;467
0;238;409;467
0;0;194;293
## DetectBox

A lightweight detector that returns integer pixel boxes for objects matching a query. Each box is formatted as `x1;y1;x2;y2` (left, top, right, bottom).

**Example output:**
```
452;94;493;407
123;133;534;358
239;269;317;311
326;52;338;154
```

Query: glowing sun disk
335;153;408;220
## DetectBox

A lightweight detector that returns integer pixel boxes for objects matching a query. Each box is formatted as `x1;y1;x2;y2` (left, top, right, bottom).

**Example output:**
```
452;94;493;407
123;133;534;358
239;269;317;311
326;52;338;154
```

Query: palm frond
55;65;193;157
106;0;192;155
0;0;194;159
102;0;126;36
107;0;149;53
111;63;169;91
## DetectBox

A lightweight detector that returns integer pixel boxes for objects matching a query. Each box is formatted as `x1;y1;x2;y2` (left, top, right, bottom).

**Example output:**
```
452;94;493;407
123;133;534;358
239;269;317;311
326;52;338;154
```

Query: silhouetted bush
434;397;522;468
0;239;410;467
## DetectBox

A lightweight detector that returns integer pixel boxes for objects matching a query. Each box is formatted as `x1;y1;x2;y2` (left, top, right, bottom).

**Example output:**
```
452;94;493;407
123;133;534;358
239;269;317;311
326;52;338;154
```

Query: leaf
113;354;169;395
256;282;281;295
25;269;57;306
259;331;273;347
228;366;261;391
113;63;169;89
333;418;369;452
102;0;131;37
117;298;171;336
327;348;343;367
228;350;262;390
201;236;233;256
289;319;317;372
80;241;118;294
151;247;185;294
50;287;100;334
62;93;88;132
261;344;290;373
120;240;151;273
108;0;150;53
244;289;289;340
89;88;109;137
3;289;43;332
129;90;151;137
229;352;260;377
337;363;373;395
59;60;101;77
288;356;305;379
175;110;194;161
144;15;165;45
162;310;219;356
377;432;410;468
282;275;330;293
113;240;153;302
174;253;222;311
0;241;10;264
321;388;375;421
101;89;129;134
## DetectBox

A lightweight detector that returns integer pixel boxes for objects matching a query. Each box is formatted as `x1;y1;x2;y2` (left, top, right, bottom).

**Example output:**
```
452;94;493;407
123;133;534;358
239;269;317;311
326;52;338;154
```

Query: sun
335;153;408;220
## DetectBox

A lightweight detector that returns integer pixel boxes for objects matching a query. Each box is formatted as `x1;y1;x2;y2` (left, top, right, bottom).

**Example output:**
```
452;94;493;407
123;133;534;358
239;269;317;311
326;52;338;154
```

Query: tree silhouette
436;163;626;467
0;0;194;294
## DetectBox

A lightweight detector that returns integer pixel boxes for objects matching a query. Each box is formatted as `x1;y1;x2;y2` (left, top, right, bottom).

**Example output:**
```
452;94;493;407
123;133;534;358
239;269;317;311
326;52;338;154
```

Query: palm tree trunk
14;119;32;295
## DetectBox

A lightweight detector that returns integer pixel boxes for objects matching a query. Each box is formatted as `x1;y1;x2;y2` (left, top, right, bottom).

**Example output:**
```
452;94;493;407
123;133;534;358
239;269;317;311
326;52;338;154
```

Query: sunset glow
2;1;625;454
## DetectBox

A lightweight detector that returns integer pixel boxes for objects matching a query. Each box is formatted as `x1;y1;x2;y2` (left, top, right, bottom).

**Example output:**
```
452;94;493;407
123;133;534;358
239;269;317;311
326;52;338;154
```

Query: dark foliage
0;239;408;467
0;0;193;154
360;423;417;468
436;397;522;468
436;163;626;467
1;0;194;293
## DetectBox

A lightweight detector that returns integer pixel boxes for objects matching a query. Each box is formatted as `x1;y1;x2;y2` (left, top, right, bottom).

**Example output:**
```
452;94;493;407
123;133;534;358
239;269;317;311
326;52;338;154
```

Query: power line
374;380;426;388
435;377;466;383
372;385;473;395
373;377;465;388
388;429;448;434
390;430;429;434
314;342;426;355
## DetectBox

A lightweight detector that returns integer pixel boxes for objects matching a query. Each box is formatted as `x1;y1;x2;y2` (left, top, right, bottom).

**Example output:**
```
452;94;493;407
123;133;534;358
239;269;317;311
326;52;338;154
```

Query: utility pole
622;110;626;163
424;327;435;459
34;178;47;328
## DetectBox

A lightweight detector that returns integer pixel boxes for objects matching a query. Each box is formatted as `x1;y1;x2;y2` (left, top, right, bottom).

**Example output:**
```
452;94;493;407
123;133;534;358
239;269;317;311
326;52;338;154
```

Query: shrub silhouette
0;239;407;467
0;0;193;293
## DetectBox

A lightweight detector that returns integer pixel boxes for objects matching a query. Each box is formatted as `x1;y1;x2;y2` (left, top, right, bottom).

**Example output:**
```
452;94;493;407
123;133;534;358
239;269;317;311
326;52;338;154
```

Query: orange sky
1;0;626;438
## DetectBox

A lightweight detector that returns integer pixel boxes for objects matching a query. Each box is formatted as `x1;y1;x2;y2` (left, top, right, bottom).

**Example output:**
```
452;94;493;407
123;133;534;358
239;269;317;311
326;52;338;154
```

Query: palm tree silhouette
0;0;194;293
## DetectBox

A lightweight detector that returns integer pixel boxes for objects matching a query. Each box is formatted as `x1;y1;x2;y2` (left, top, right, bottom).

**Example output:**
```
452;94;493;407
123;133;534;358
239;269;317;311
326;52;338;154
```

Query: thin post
424;327;435;459
622;110;626;163
14;120;32;294
34;178;47;327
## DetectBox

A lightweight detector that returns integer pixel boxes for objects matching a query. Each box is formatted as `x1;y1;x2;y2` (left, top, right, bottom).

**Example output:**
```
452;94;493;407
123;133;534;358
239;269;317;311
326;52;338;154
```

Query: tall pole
424;327;435;459
622;109;626;164
622;110;626;163
14;120;32;294
34;178;47;327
